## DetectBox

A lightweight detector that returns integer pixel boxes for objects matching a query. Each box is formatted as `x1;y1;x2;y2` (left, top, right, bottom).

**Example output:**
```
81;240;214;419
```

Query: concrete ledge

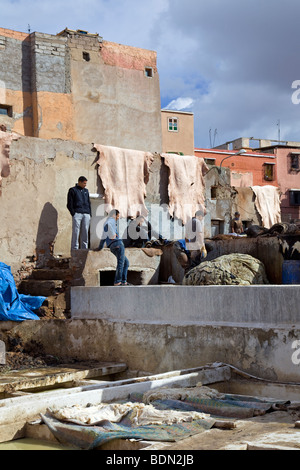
70;248;162;286
71;285;300;326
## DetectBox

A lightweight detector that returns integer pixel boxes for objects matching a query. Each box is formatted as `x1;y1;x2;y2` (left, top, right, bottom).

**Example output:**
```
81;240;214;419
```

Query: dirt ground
0;351;75;373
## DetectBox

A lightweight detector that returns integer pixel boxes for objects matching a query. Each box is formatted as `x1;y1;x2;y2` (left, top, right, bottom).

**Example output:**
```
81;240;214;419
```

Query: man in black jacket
67;176;91;250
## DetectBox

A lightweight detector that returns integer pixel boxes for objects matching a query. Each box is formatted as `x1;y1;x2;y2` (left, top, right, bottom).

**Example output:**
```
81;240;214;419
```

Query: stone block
0;341;6;365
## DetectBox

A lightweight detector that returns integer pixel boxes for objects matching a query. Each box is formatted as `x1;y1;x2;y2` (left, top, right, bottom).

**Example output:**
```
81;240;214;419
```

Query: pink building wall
275;147;300;222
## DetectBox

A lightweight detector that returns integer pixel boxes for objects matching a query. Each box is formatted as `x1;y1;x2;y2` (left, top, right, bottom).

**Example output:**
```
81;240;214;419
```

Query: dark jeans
110;240;129;284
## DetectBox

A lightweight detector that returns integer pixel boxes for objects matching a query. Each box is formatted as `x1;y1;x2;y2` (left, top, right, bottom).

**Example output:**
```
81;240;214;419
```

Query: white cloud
164;97;194;111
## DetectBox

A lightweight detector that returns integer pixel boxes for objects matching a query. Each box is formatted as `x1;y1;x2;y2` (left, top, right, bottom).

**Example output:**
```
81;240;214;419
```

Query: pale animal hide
50;402;209;427
163;154;209;225
0;130;19;195
94;144;154;218
251;185;281;229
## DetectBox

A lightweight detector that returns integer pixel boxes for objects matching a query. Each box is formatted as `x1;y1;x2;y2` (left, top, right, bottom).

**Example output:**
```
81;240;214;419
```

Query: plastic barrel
282;260;300;285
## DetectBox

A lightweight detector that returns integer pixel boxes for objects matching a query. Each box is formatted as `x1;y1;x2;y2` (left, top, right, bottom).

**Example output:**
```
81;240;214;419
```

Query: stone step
31;269;73;281
46;257;71;269
18;280;64;297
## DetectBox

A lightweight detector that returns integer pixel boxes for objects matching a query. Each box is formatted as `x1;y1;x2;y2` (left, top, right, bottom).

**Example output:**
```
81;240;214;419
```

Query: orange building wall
195;148;278;187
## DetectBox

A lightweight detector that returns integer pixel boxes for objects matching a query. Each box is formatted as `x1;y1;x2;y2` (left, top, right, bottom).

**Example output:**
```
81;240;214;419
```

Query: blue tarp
0;262;44;321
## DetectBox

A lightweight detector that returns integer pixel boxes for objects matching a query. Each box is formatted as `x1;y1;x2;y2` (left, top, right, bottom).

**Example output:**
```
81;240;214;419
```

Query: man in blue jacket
67;176;91;250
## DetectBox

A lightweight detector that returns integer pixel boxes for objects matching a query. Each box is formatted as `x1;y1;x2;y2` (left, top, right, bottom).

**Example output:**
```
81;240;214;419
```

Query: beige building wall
161;110;194;155
0;28;162;153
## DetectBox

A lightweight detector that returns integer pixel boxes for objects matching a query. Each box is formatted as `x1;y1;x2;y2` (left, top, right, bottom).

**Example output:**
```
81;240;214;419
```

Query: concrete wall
70;249;162;286
3;318;300;382
0;136;181;275
205;237;283;284
0;136;97;274
203;167;261;237
70;285;299;325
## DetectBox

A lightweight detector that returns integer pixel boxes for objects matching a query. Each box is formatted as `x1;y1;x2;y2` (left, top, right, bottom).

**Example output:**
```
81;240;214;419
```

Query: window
145;67;153;78
263;163;275;181
0;105;12;117
204;158;216;165
290;154;300;171
290;190;300;206
82;52;90;62
168;117;178;132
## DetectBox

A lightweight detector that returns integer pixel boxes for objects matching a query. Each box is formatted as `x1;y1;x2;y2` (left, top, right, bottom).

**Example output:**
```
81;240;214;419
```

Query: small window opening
82;52;90;62
211;186;217;199
0;105;13;117
145;67;153;78
204;158;216;165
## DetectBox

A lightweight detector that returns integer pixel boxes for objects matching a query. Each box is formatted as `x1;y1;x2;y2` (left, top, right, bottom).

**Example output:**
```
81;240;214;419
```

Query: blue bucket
282;260;300;285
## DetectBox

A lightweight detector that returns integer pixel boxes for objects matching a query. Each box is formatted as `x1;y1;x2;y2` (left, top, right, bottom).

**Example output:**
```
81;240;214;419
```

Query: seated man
174;208;207;272
230;211;244;235
98;209;130;286
122;215;165;248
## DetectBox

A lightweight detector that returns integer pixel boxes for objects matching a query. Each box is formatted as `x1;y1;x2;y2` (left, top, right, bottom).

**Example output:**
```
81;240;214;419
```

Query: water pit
0;363;299;451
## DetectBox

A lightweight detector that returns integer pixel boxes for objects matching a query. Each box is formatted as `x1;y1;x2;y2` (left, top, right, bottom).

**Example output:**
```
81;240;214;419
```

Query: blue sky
1;0;300;148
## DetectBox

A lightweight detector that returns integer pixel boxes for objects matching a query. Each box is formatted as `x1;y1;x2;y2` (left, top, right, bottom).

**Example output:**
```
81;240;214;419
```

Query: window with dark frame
290;190;300;206
290;154;300;171
82;52;90;62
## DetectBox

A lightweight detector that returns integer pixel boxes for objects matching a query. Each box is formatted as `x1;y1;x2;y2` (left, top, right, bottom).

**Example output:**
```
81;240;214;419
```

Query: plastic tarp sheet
41;393;289;450
0;262;44;321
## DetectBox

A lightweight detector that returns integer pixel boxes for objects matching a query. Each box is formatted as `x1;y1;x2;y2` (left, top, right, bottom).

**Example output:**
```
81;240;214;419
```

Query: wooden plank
0;362;127;394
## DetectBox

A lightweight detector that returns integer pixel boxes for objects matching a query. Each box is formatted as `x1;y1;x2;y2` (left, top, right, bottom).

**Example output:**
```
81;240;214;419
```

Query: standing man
67;176;91;250
98;209;130;286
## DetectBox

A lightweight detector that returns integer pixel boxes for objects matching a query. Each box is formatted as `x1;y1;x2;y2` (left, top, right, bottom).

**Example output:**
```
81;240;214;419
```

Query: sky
1;0;300;148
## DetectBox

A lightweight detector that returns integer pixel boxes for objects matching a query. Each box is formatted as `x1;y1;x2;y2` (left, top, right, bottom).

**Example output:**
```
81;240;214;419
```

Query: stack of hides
183;254;269;286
